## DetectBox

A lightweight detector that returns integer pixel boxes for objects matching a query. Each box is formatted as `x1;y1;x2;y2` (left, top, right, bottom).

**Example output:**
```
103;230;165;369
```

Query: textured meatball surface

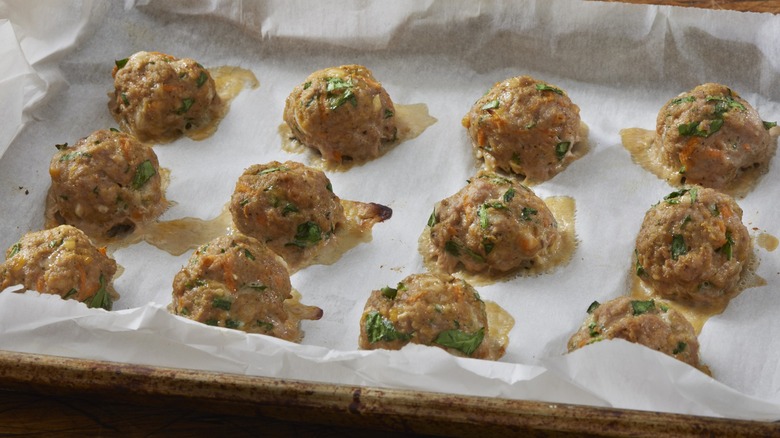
462;75;582;182
283;64;396;163
0;225;117;310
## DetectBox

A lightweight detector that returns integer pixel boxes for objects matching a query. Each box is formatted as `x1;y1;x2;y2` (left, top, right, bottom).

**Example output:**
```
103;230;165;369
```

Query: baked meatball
634;187;750;305
359;272;503;360
656;83;774;190
462;75;582;182
230;161;346;269
423;170;559;275
109;51;221;143
170;234;322;342
47;129;167;240
568;297;702;369
0;225;117;310
283;64;397;163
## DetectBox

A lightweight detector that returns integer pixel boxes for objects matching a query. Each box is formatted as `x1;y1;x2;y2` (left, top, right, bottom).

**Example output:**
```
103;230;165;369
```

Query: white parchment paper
0;0;779;420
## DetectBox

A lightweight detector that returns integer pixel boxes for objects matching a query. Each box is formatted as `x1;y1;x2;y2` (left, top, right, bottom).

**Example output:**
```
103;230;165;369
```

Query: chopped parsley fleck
503;188;516;203
663;188;691;205
115;58;129;69
87;274;112;311
256;320;274;332
427;208;437;227
719;231;734;260
535;83;564;95
672;342;687;355
706;95;745;115
325;77;357;110
196;71;208;88
243;249;255;260
521;207;538;221
671;234;688;260
286;221;323;248
132;160;156;190
64;288;78;299
58;151;92;162
481;99;500;111
635;249;646;276
213;297;232;311
303;81;312;90
586;301;600;314
763;121;777;130
384;108;394;119
434;327;485;356
8;243;21;258
55;142;69;151
555;142;571;160
258;166;289;175
678;119;723;137
176;98;195;115
365;311;410;343
630;299;655;316
225;319;241;329
670;95;696;105
381;282;405;300
121;93;130;105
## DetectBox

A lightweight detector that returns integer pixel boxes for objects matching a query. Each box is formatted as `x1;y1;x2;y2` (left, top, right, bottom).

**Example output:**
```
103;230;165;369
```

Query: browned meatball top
423;171;559;275
47;129;167;240
0;225;117;310
283;64;396;163
656;83;774;190
462;75;582;182
109;51;221;143
170;234;321;342
359;273;502;360
634;187;750;305
568;296;702;369
229;161;346;270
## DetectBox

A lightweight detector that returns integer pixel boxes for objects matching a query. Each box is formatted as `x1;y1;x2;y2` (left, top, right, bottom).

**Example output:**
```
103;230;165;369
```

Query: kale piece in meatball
109;51;221;143
170;234;322;342
423;170;559;275
359;272;503;360
656;83;775;190
283;64;397;164
229;161;346;270
634;187;750;305
568;296;702;369
462;75;582;182
47;129;167;240
0;225;117;310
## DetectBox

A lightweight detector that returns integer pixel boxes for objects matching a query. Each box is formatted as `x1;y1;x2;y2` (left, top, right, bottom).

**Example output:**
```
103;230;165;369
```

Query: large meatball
423;170;559;275
568;296;702;369
109;51;221;143
462;75;582;182
47;129;167;240
170;234;322;342
634;187;750;305
0;225;117;310
359;272;503;360
230;161;346;270
656;83;774;190
283;64;397;163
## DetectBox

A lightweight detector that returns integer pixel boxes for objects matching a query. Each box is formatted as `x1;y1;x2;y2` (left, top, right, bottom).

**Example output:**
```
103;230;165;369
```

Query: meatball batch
283;64;397;164
170;234;322;342
656;83;775;190
359;272;504;360
0;225;117;310
634;187;751;305
462;75;582;182
109;51;221;143
230;161;346;270
46;129;167;240
422;170;560;276
568;296;703;370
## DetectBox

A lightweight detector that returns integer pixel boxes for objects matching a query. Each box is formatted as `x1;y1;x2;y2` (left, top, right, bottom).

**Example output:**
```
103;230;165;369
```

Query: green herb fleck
630;299;655;316
8;243;21;258
384;108;394;119
719;231;734;260
365;311;410;343
87;274;112;311
176;98;195;114
132;160;156;190
670;96;695;105
427;208;437;227
535;83;564;95
586;301;600;314
121;93;130;105
115;58;129;69
196;71;208;88
64;288;78;299
481;99;500;111
503;188;516;203
282;203;299;215
635;249;646;276
55;142;69;150
213;297;232;311
588;322;599;337
225;319;241;329
671;234;688;260
256;320;274;332
286;221;323;248
434;327;485;356
678;119;723;137
243;249;255;260
303;81;312;90
258;166;289;175
325;77;357;110
521;207;538;221
763;121;777;130
672;342;687;355
555;141;571;160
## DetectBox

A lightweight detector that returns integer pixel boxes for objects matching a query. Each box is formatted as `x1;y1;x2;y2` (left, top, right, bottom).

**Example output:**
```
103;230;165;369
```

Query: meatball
568;296;702;369
230;161;346;270
634;187;750;305
47;129;167;240
283;64;397;163
656;83;774;190
0;225;117;310
359;272;503;360
170;234;322;342
109;51;221;143
462;75;582;182
423;170;559;275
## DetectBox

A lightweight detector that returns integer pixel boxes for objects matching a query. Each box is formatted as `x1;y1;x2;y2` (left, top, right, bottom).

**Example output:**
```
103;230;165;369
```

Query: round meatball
170;234;322;342
230;161;346;269
462;75;582;182
634;187;750;304
47;129;167;240
109;51;221;143
424;170;559;275
283;64;397;163
0;225;117;310
359;273;501;360
656;83;774;190
568;296;702;369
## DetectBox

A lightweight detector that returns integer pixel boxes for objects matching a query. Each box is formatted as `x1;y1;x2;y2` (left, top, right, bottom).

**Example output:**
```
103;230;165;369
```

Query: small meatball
462;76;582;182
656;83;774;189
229;161;346;269
47;129;167;240
359;273;501;360
634;187;750;304
170;234;322;342
0;225;117;310
424;170;559;275
283;64;397;163
568;297;702;369
109;51;221;143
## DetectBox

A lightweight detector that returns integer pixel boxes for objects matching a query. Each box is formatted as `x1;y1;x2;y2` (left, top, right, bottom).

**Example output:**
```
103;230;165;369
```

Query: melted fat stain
485;300;515;360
